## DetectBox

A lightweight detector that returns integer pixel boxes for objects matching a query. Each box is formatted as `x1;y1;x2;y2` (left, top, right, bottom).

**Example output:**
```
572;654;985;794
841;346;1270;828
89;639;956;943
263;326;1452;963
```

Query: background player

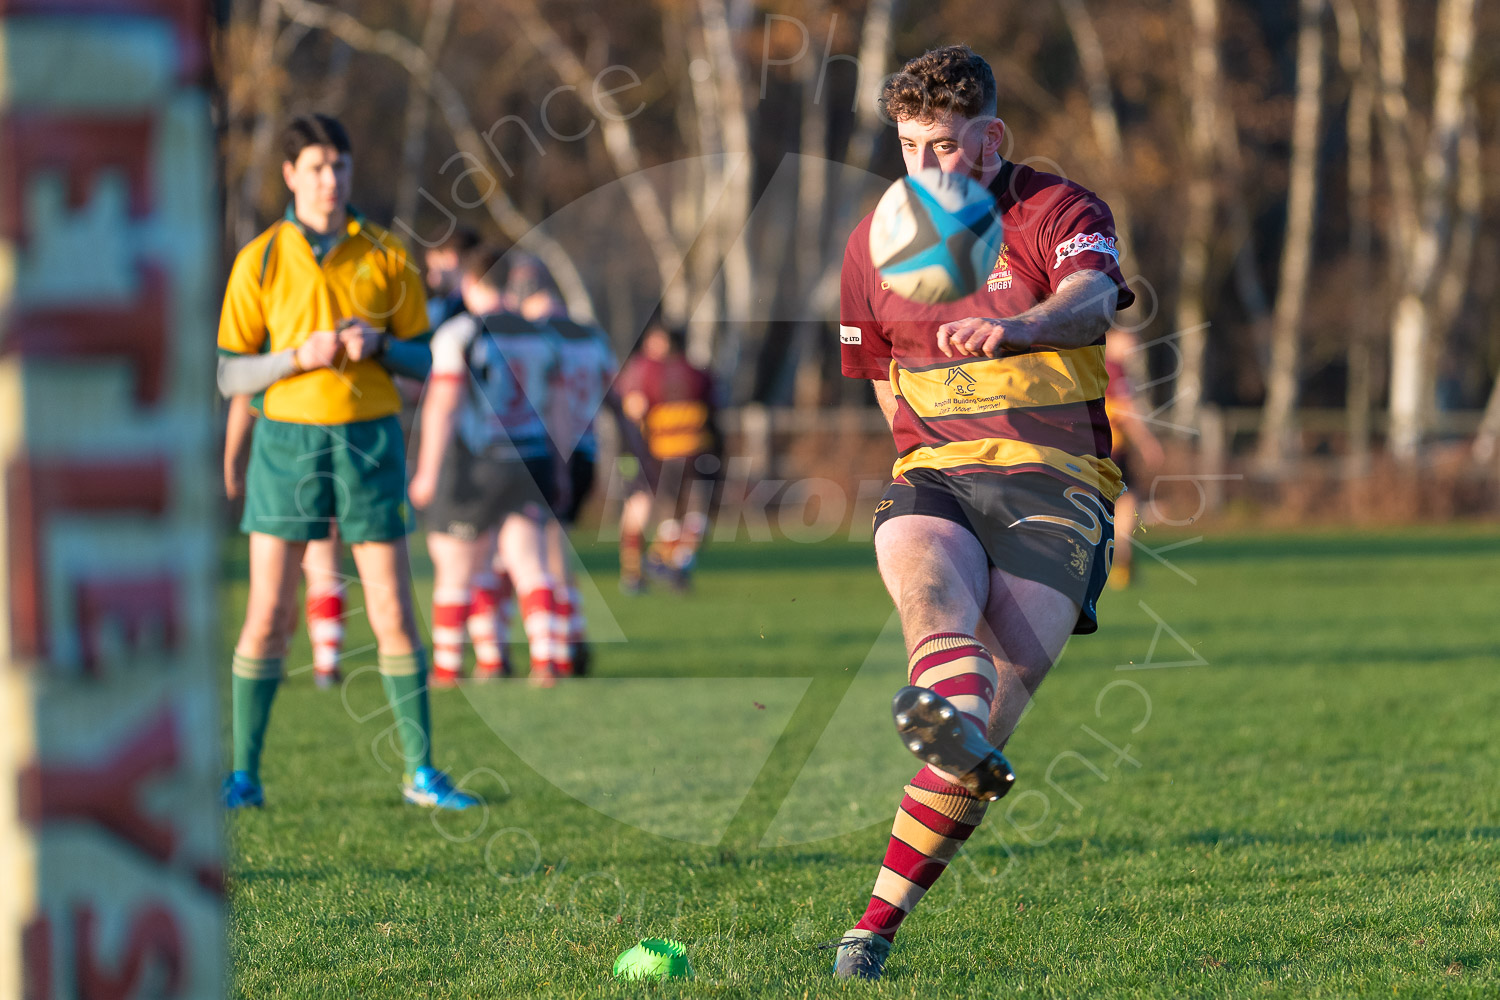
615;321;722;592
225;394;348;688
216;114;475;811
409;246;572;686
502;256;652;672
423;224;481;332
1103;328;1165;588
832;46;1134;978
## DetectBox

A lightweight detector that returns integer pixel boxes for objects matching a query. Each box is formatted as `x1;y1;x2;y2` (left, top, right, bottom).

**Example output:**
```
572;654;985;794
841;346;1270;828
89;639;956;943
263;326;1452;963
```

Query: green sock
379;650;433;776
231;654;284;782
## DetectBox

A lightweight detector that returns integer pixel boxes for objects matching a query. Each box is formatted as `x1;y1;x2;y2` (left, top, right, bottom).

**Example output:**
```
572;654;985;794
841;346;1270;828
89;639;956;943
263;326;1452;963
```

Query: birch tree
1384;0;1480;464
1256;0;1325;472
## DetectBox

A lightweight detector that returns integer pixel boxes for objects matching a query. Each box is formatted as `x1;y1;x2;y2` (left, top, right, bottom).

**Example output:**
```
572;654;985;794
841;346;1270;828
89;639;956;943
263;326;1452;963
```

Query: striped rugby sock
551;586;575;677
519;587;559;682
907;632;999;734
430;587;470;682
468;572;507;676
854;766;989;941
304;589;345;675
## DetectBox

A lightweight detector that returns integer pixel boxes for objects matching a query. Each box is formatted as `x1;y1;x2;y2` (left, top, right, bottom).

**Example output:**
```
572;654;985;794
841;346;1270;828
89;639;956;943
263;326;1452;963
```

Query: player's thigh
333;415;412;544
426;530;480;592
873;510;990;647
497;511;549;592
349;537;418;650
301;534;342;591
981;568;1079;679
240;532;308;649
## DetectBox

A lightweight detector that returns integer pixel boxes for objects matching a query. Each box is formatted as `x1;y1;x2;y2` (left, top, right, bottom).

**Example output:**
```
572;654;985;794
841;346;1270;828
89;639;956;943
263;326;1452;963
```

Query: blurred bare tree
213;0;1498;478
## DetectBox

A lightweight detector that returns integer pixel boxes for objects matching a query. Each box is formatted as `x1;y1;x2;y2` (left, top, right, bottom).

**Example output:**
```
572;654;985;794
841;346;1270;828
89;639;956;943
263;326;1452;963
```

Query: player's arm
602;389;659;486
216;334;341;397
937;268;1118;358
871;380;900;431
216;244;340;397
407;319;468;509
340;241;434;378
409;375;460;510
224;394;255;500
339;322;433;380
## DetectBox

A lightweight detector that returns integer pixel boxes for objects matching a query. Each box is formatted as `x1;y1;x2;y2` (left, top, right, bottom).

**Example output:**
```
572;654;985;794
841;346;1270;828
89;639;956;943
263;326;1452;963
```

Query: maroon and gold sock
853;766;989;941
907;632;999;732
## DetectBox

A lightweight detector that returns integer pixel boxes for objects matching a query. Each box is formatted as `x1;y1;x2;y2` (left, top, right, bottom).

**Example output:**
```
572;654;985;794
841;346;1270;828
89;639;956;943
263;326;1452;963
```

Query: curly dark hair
879;45;997;122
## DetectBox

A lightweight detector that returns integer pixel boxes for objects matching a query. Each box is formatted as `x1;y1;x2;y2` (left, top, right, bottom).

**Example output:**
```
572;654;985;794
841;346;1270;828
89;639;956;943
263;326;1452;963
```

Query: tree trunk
393;0;454;231
1473;368;1500;464
1331;0;1375;475
1056;0;1137;288
233;0;284;247
1386;0;1479;465
1257;0;1324;473
698;0;755;379
1169;0;1222;438
508;0;683;320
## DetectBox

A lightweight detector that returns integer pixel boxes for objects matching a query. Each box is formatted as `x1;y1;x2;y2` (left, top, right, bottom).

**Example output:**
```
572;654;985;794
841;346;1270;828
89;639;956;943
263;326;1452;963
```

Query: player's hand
294;330;341;371
407;467;438;510
224;462;245;501
338;320;384;362
936;317;1033;358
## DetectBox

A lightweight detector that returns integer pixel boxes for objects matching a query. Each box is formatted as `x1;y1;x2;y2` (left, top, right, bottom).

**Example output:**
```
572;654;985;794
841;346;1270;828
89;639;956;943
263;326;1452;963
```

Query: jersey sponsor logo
944;366;977;396
986;243;1013;292
1053;232;1120;270
839;324;863;345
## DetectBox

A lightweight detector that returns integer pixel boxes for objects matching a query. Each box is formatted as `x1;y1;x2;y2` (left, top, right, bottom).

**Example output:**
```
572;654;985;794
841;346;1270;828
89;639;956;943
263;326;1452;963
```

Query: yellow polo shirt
217;209;429;425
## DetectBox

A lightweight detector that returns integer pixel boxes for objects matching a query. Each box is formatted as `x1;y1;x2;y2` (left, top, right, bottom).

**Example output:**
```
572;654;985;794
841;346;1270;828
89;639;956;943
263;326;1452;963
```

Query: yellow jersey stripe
893;345;1108;417
893;438;1123;499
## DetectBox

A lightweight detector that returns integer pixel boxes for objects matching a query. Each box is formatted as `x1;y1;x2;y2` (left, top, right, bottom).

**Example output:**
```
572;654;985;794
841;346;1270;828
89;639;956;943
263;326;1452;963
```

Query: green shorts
241;415;412;543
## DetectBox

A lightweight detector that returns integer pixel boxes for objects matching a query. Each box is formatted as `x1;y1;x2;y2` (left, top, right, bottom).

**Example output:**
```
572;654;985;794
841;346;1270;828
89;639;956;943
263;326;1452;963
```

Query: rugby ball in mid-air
869;167;1005;304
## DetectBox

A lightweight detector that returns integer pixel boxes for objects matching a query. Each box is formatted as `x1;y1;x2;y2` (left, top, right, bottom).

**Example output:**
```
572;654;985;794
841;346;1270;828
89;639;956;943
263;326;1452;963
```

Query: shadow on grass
963;824;1500;867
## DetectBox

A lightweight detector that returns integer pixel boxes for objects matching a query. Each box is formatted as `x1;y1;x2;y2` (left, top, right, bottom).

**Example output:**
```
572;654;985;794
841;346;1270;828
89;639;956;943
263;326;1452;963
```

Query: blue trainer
222;771;264;809
403;766;479;810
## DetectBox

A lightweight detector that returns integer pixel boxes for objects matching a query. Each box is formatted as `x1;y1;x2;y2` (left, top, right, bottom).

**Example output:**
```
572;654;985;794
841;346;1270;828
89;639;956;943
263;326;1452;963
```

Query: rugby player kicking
831;45;1134;979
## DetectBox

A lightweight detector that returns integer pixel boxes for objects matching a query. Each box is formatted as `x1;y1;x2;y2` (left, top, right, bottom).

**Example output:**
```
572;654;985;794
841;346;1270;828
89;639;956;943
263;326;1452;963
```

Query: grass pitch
226;527;1500;998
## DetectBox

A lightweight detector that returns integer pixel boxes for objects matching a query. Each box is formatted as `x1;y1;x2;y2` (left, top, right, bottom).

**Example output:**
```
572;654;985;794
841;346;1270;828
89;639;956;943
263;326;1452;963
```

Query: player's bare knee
897;575;975;629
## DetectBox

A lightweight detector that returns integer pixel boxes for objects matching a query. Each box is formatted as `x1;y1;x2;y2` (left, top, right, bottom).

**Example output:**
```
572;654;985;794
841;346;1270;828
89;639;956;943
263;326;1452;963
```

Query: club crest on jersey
945;367;977;396
986;243;1012;291
1053;232;1119;269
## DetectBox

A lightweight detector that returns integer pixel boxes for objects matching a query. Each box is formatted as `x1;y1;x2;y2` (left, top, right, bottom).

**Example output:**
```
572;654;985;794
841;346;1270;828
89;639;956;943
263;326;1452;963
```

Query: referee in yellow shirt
216;114;474;810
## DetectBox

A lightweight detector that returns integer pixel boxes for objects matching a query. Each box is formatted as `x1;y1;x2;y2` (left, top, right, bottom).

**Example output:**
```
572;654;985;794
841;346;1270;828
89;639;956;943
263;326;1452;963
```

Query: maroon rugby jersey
840;161;1133;498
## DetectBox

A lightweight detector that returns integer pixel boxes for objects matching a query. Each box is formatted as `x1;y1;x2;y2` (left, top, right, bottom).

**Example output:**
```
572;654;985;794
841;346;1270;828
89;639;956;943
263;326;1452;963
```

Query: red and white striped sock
430;586;470;686
305;588;345;677
551;585;576;677
469;571;509;677
519;587;559;686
